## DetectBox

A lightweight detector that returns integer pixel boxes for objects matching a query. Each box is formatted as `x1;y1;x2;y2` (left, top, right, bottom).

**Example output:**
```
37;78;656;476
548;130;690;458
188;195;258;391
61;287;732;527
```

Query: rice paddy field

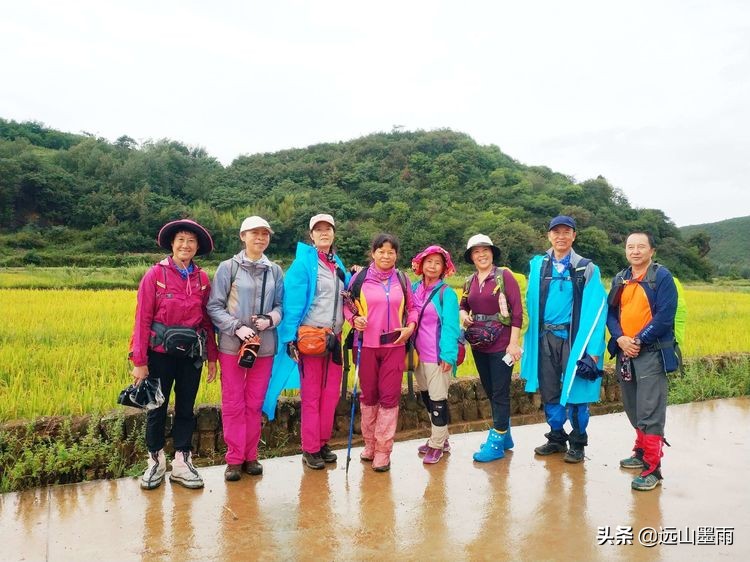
1;283;749;422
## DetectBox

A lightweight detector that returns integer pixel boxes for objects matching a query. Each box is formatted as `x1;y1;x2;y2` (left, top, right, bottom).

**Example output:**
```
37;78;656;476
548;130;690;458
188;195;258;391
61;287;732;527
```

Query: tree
687;232;711;258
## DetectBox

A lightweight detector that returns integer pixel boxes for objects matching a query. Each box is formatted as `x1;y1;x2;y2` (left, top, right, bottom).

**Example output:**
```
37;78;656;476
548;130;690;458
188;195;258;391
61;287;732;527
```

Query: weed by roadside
0;414;147;493
669;354;750;404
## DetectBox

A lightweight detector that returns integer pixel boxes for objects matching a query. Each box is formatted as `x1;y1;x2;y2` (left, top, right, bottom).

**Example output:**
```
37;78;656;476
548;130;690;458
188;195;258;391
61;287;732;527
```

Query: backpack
461;266;528;334
610;262;686;345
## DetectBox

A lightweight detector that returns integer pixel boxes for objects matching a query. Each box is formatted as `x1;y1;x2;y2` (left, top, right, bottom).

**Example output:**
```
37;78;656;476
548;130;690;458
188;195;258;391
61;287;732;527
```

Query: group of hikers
129;212;682;494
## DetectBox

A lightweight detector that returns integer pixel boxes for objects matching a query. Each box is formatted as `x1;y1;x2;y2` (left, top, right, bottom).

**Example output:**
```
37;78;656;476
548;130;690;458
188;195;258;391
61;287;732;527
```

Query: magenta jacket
344;268;419;349
130;257;218;367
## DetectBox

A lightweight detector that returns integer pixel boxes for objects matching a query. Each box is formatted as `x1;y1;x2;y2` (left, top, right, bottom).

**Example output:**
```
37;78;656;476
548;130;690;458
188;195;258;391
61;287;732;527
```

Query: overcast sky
2;0;748;227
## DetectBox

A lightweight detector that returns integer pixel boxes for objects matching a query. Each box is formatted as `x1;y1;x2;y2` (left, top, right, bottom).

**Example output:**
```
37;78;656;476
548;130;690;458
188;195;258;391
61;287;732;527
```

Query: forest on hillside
681;216;750;279
0;118;713;279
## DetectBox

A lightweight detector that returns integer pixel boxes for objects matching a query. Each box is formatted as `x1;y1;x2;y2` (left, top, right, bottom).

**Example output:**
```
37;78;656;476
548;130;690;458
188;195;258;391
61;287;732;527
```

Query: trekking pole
345;332;363;475
340;332;351;400
406;343;416;400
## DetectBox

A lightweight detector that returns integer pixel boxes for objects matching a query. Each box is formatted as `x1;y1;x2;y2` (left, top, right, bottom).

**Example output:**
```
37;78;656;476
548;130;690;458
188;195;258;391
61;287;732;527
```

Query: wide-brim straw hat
157;219;214;256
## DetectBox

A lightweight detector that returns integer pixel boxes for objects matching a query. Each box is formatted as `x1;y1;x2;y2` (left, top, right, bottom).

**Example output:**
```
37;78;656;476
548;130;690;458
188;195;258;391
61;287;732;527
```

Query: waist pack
465;321;503;349
151;323;204;359
457;330;467;365
297;326;337;356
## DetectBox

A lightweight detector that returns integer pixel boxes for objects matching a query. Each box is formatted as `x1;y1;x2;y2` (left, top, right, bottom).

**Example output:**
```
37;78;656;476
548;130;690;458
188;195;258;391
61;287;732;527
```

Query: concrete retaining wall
166;370;624;459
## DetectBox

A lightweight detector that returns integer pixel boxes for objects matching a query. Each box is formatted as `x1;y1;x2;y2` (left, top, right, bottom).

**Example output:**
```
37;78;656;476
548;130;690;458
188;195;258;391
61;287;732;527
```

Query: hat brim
464;245;501;265
411;246;456;277
309;220;335;231
157;220;214;256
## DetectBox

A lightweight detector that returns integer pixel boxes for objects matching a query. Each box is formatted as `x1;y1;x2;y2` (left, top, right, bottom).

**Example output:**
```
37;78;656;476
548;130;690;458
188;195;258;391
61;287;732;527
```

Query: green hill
0;117;713;280
681;216;750;278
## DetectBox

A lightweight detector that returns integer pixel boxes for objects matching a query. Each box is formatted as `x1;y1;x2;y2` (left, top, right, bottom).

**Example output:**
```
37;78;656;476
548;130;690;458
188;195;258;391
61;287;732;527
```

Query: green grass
669;355;750;404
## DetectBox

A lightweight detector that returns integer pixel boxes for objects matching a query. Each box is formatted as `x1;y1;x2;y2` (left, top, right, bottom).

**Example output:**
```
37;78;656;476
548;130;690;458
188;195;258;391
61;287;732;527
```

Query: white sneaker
169;451;204;489
140;450;166;490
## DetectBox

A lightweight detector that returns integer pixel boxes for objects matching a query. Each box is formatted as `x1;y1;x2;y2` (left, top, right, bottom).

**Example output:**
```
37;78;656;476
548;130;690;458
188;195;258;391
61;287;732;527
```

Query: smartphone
379;330;401;345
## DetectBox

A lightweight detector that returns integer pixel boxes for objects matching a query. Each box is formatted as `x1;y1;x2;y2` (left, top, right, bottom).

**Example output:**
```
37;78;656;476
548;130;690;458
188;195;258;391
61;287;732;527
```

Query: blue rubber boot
480;422;514;450
473;429;505;462
504;423;514;450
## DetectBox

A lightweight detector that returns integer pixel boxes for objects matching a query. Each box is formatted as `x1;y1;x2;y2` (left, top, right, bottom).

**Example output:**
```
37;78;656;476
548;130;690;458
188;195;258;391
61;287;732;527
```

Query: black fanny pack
151;322;205;359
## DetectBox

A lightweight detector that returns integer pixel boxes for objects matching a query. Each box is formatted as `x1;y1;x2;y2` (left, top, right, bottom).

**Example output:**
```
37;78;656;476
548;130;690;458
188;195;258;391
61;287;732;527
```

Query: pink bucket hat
411;245;456;277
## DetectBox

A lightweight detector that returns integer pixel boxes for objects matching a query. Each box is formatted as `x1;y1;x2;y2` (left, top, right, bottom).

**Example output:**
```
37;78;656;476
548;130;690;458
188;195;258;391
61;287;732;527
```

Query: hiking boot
243;460;263;476
620;449;645;469
534;430;568;456
140;450;166;490
564;445;585;464
319;444;337;463
473;429;506;463
418;439;451;455
632;472;662;491
169;451;204;489
535;441;568;455
423;446;443;465
224;464;242;482
303;452;325;470
360;449;375;462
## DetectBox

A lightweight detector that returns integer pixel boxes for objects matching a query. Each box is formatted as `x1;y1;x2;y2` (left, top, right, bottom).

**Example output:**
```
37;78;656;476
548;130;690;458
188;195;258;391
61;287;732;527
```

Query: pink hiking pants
219;352;273;464
299;353;343;453
358;346;406;408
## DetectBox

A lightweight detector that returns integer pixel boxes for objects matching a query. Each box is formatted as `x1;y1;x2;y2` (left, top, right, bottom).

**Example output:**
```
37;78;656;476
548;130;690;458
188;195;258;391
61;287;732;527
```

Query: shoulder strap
396;270;410;325
230;260;240;285
350;269;366;300
413;281;445;341
259;269;269;314
492;266;506;295
643;263;660;290
330;272;340;329
160;264;168;289
154;264;168;295
461;273;475;306
396;270;408;294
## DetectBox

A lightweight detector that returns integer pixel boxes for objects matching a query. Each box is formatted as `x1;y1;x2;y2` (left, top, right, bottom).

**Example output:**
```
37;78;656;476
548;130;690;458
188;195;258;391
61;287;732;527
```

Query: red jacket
130;257;218;367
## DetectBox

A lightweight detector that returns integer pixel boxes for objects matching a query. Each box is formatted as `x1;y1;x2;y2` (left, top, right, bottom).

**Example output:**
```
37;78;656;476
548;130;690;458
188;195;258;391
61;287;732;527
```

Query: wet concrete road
2;397;748;561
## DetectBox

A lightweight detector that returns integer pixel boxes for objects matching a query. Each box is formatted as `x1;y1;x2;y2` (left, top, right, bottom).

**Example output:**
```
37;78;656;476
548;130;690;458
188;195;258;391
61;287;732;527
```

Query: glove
252;315;272;332
235;325;256;340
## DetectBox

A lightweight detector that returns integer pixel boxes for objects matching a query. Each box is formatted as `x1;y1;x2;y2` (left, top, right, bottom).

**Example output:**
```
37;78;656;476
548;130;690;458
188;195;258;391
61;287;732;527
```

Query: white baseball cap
240;216;274;235
309;213;335;230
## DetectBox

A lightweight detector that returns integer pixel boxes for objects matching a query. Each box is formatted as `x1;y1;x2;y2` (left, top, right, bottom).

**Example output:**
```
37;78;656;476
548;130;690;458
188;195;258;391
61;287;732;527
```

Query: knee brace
420;391;431;414
429;399;450;427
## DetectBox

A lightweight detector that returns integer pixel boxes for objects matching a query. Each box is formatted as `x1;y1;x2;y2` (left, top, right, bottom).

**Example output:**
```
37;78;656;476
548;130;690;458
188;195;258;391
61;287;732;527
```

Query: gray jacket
207;251;284;357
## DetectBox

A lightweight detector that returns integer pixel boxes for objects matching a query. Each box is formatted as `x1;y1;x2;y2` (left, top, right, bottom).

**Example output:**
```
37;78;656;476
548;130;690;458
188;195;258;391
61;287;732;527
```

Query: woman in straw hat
130;219;218;490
